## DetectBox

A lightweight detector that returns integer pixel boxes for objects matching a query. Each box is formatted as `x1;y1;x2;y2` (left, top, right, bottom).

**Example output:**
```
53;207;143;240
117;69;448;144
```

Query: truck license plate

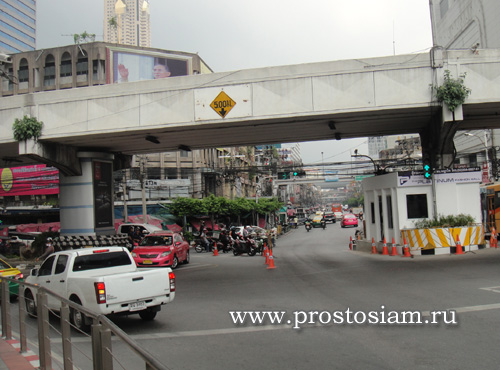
130;301;146;312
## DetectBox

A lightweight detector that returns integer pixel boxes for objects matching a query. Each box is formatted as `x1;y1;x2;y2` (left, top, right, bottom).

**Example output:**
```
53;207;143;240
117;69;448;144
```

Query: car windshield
139;236;173;246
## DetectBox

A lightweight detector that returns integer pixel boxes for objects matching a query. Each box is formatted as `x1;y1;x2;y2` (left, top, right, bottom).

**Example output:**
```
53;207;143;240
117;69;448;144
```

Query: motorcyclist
305;220;312;231
200;228;210;252
321;217;326;230
219;229;231;252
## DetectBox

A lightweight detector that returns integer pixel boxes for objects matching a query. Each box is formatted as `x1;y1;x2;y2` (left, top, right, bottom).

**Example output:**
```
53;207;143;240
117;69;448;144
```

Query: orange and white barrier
401;225;484;255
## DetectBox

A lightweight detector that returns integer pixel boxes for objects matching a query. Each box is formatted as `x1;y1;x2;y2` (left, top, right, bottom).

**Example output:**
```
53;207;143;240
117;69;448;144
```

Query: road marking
479;286;500;294
422;302;500;317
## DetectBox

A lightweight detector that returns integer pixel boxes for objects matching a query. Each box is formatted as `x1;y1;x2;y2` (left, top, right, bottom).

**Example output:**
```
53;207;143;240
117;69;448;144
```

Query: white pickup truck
25;246;175;331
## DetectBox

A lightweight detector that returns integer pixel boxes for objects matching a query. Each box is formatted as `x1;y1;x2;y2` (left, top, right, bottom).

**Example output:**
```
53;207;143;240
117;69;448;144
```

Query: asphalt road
10;223;500;369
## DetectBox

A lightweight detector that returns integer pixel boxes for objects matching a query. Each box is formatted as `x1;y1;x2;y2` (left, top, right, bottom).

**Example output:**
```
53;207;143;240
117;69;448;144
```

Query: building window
406;194;429;219
76;51;88;78
60;52;72;78
43;54;56;86
180;150;189;158
165;168;177;180
18;59;29;90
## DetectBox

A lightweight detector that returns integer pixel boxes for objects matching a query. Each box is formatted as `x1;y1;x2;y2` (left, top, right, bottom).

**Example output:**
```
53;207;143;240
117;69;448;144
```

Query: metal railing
0;277;168;370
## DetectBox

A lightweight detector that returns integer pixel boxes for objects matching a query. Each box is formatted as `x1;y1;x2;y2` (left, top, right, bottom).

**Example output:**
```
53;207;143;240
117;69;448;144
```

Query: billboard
93;161;113;229
0;165;59;196
107;47;193;84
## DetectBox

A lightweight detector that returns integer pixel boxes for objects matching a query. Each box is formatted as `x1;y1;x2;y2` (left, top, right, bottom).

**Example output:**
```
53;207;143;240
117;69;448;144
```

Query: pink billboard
0;165;59;196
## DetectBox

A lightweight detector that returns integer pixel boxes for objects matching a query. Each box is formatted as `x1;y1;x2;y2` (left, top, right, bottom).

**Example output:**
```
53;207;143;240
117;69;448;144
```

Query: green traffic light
293;172;298;176
424;164;430;171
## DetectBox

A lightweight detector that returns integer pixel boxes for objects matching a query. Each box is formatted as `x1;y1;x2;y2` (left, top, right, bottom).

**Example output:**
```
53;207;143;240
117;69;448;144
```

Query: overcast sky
36;0;433;164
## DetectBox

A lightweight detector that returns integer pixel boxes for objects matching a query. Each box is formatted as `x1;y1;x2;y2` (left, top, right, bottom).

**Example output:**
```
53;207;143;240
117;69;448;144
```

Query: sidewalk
0;258;39;369
0;338;38;369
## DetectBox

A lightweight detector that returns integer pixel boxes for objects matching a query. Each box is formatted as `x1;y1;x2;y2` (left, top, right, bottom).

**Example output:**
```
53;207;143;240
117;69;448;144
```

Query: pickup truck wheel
171;256;179;269
25;290;37;318
184;251;190;264
139;308;157;321
70;299;90;332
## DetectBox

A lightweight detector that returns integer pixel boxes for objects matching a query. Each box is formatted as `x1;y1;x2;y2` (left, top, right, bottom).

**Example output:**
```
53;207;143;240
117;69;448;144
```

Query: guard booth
361;168;484;254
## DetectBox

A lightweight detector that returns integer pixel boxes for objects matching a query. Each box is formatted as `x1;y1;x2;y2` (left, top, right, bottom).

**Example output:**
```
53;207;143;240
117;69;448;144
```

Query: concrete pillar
59;152;115;236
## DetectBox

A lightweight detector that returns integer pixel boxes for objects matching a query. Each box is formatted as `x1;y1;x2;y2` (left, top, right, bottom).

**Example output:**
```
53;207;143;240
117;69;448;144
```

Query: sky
36;0;433;164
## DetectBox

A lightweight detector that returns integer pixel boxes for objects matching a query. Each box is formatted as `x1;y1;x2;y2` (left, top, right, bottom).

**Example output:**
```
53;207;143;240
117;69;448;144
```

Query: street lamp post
465;132;490;183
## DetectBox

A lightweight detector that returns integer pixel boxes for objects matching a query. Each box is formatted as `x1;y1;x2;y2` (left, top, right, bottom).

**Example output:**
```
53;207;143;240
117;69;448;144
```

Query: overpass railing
0;277;168;370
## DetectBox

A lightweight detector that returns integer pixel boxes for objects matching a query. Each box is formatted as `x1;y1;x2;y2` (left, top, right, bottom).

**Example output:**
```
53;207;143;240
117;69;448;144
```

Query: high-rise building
430;0;500;180
0;0;36;53
103;0;151;47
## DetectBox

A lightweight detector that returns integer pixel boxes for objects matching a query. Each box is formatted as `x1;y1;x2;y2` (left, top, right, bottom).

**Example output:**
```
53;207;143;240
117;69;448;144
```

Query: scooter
232;235;257;256
305;222;312;232
194;237;215;253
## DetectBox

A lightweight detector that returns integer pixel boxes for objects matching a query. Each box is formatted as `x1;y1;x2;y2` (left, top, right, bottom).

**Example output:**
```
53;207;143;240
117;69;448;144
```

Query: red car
132;232;190;269
340;214;358;228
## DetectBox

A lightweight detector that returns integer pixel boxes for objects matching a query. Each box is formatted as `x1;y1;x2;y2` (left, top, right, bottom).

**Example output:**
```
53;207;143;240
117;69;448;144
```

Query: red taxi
340;213;359;228
131;232;190;269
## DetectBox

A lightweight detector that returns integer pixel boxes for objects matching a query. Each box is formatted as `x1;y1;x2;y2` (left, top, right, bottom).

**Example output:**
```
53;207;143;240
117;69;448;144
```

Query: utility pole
140;156;148;223
122;172;128;222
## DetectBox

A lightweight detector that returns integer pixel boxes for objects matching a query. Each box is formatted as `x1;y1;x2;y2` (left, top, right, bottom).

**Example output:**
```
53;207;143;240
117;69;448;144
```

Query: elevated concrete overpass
1;48;500;172
1;48;500;235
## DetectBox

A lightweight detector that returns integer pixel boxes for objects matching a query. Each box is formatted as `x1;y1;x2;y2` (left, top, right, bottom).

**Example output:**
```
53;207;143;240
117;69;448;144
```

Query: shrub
12;116;43;141
413;214;475;229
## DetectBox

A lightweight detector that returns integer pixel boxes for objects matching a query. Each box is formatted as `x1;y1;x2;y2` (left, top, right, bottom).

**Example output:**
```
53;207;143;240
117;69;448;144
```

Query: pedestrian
36;237;55;262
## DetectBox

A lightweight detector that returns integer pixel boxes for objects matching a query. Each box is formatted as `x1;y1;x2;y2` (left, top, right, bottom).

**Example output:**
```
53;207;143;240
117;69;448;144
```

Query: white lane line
479;286;500;294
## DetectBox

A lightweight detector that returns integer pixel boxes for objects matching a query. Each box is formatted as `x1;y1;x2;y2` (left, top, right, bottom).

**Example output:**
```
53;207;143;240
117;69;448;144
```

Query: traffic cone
390;237;398;256
264;245;269;265
402;237;411;257
349;236;353;250
267;248;276;269
213;244;219;256
382;237;389;255
371;237;377;254
490;228;498;248
263;242;268;257
455;235;464;255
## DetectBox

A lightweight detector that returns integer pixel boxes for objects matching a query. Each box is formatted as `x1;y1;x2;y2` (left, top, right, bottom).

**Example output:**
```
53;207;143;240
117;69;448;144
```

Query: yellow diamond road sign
210;91;236;118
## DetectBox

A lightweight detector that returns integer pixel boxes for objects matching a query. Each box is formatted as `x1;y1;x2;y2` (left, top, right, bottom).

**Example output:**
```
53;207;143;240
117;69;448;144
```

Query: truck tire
139;308;157;321
24;290;37;318
70;297;91;332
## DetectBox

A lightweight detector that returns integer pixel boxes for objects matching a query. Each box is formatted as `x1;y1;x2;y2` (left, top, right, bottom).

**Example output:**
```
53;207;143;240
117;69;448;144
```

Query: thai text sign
0;165;59;196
